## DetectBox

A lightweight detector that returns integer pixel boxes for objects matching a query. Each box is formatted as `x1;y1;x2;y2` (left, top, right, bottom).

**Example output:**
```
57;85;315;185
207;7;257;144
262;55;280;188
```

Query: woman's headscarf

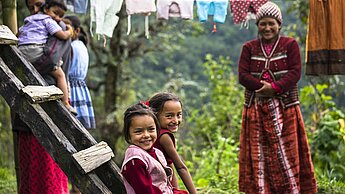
256;1;282;25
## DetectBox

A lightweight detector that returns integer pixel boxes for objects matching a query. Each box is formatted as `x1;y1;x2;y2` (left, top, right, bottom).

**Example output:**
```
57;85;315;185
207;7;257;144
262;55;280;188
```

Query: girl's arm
168;163;179;188
53;24;73;40
122;158;163;194
160;134;198;194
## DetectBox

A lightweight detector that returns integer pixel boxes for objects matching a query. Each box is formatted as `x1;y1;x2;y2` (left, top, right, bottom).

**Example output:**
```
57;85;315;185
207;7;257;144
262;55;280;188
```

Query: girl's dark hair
148;92;182;116
123;103;160;144
41;0;67;12
64;15;88;45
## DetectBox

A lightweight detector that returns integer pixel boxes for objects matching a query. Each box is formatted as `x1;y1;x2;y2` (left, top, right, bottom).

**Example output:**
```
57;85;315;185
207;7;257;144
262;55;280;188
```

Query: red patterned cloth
230;0;268;24
239;99;318;193
19;132;68;194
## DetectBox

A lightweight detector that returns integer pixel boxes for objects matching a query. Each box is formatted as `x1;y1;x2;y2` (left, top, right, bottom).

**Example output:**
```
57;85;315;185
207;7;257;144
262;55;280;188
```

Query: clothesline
65;0;269;39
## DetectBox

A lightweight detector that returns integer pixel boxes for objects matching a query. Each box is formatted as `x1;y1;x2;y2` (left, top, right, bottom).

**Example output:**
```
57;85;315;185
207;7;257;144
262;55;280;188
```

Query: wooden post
1;0;17;34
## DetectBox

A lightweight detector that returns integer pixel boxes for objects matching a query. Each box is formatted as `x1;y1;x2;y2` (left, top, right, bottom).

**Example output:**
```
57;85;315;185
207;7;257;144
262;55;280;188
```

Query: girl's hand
66;24;74;38
255;80;276;97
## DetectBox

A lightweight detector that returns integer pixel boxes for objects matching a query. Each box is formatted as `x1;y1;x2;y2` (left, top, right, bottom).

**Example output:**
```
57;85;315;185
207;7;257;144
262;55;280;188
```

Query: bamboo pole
1;0;17;34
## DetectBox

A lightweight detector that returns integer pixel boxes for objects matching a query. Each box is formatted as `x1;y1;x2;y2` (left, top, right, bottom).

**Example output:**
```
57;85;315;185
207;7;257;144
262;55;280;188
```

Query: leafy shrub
184;55;243;193
316;172;345;194
300;84;345;180
0;167;17;194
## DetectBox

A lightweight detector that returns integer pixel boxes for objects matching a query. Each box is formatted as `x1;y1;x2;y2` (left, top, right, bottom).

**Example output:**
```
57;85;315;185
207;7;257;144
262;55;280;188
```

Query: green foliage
0;167;17;194
184;55;243;193
0;97;13;169
287;0;309;25
189;54;244;143
316;172;345;194
300;84;345;180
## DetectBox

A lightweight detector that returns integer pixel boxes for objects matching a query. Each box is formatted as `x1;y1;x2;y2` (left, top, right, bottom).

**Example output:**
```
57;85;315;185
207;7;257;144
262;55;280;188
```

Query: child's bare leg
50;67;70;106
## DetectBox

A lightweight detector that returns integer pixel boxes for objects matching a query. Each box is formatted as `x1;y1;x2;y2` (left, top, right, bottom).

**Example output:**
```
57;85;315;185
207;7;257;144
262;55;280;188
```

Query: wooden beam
21;85;63;103
72;141;115;174
0;25;18;45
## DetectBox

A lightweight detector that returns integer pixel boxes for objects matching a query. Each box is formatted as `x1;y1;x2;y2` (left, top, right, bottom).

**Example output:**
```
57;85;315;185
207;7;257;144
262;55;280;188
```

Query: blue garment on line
196;0;228;23
66;0;89;13
74;0;89;13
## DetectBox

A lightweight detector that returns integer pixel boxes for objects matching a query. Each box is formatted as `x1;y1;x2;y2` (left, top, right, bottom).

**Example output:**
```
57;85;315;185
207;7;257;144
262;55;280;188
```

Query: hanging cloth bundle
90;0;123;46
196;0;229;33
306;0;345;75
229;0;268;28
156;0;194;20
65;0;89;13
125;0;157;39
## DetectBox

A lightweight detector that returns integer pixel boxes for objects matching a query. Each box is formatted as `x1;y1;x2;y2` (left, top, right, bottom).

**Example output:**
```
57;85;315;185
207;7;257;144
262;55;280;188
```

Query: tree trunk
100;9;126;153
1;0;17;34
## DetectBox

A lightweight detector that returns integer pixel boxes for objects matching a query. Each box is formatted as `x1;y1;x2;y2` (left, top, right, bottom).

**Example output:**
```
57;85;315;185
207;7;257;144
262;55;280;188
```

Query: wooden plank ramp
0;28;126;194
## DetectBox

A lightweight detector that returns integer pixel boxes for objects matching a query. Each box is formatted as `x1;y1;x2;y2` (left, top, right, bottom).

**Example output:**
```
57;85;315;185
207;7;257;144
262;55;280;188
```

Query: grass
317;175;345;194
0;167;17;194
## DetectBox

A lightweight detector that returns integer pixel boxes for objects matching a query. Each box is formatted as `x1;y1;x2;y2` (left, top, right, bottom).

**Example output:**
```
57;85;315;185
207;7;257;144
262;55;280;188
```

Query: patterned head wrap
256;1;282;25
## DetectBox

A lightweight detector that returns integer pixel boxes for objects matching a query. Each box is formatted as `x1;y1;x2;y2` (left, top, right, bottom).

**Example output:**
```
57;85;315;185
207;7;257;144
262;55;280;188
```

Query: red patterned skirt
19;132;68;194
239;98;317;194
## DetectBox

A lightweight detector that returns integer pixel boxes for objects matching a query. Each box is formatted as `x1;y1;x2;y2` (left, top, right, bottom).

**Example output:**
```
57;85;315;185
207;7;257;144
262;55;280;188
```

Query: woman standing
237;2;317;194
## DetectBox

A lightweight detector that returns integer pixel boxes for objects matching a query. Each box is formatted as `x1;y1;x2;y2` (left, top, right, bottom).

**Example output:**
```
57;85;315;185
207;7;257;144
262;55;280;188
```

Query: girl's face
129;115;157;150
257;17;280;43
63;18;79;40
158;100;182;133
45;6;65;23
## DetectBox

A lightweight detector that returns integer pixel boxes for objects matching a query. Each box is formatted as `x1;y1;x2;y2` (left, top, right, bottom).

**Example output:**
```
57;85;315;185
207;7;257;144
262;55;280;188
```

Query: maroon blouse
238;36;301;93
153;129;176;165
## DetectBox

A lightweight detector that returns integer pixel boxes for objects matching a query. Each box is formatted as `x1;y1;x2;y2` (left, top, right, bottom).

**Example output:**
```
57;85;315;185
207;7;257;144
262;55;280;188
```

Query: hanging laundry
90;0;123;38
156;0;194;20
306;0;345;75
196;0;228;32
126;0;156;39
196;0;228;24
64;0;89;14
230;0;268;25
74;0;89;13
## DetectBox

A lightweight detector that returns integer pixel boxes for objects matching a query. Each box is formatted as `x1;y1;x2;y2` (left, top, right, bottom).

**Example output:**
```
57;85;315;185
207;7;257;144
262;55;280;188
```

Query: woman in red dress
238;2;318;193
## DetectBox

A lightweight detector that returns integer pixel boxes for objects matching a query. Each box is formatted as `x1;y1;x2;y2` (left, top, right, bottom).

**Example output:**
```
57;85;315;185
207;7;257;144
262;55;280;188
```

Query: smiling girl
121;103;175;194
149;92;197;194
